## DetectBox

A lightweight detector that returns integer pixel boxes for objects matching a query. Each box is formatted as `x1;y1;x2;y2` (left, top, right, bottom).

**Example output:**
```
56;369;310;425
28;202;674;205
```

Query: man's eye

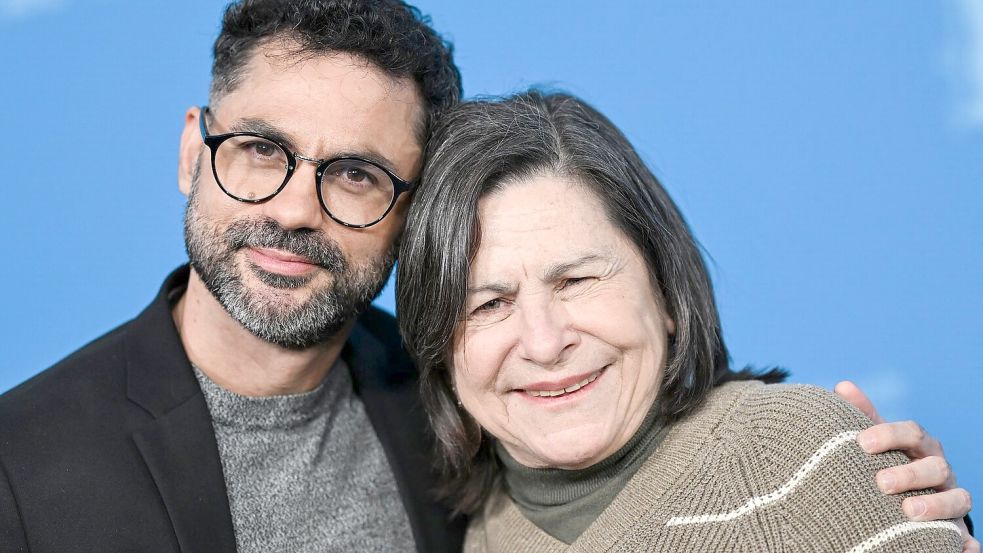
344;168;372;184
323;160;386;191
246;141;278;158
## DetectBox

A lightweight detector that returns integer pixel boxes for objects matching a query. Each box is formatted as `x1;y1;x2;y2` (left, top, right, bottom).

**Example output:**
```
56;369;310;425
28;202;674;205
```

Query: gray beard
182;179;396;350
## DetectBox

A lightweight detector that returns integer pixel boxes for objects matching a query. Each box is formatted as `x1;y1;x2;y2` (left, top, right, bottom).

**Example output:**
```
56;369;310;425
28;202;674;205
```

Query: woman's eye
560;277;591;290
475;298;504;312
467;297;512;324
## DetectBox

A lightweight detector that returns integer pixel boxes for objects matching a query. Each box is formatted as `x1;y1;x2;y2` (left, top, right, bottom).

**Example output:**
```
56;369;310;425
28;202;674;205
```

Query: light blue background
2;1;980;499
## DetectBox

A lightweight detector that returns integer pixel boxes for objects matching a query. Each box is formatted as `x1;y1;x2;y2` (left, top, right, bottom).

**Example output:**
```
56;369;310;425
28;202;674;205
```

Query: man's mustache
224;218;346;272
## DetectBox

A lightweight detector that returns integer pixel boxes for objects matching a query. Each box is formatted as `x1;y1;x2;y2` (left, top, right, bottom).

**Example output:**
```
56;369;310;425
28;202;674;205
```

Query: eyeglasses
198;106;413;228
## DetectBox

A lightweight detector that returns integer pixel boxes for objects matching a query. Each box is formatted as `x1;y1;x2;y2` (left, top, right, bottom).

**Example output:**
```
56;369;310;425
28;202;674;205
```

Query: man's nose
259;162;325;230
516;298;579;368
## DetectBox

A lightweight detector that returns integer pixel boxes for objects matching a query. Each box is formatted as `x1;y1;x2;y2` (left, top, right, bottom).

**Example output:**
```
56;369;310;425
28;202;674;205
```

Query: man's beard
182;175;396;350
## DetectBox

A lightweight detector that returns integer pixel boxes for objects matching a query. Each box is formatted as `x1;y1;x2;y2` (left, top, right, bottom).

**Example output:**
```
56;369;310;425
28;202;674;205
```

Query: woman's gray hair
397;90;784;514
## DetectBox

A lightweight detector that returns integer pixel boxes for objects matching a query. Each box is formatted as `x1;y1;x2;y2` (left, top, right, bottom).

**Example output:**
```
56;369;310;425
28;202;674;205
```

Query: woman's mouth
520;367;605;399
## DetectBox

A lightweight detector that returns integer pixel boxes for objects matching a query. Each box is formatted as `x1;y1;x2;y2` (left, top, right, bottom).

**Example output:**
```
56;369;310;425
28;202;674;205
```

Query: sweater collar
495;401;668;543
497;402;665;506
192;358;348;431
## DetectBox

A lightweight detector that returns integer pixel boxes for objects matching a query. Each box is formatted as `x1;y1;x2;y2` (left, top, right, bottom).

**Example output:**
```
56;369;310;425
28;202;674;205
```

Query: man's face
178;47;424;349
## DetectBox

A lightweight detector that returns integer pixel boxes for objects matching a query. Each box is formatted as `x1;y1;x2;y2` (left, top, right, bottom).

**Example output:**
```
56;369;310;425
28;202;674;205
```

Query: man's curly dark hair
210;0;462;141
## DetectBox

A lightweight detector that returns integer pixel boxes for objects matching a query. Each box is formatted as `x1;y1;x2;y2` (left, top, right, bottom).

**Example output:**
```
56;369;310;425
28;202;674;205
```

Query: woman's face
452;175;675;470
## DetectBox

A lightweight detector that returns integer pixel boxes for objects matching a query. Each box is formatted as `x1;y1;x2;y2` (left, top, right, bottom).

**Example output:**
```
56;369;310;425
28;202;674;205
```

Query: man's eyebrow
227;118;408;176
230;118;298;150
543;253;611;282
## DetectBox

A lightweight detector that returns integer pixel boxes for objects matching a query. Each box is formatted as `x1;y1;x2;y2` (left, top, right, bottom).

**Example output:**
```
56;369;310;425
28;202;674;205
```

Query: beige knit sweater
464;381;962;552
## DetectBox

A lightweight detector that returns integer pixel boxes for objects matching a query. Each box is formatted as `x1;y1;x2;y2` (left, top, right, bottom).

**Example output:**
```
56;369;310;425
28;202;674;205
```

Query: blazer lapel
344;322;423;517
125;267;238;553
132;398;237;553
344;315;465;553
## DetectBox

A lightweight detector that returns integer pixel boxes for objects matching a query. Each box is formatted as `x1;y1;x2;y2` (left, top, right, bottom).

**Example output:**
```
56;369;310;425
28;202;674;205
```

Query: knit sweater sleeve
723;383;962;553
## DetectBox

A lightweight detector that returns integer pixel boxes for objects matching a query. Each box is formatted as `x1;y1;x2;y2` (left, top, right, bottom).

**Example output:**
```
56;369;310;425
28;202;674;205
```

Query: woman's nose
516;299;579;367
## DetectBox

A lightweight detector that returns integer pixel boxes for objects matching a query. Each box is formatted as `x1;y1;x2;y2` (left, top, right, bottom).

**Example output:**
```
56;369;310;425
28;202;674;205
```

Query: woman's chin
515;431;619;470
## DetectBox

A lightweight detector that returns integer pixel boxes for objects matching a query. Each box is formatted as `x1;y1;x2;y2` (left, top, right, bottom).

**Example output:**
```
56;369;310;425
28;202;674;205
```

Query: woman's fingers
857;420;944;458
835;380;884;424
901;488;973;521
903;496;978;553
964;532;981;553
876;456;956;494
834;382;973;548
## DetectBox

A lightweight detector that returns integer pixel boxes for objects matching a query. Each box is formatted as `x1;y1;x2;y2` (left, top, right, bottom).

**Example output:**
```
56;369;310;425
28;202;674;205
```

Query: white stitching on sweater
844;521;961;553
665;431;859;526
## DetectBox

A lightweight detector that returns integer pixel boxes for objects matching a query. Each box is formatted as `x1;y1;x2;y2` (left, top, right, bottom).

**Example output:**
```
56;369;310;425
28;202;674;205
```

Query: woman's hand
835;380;978;553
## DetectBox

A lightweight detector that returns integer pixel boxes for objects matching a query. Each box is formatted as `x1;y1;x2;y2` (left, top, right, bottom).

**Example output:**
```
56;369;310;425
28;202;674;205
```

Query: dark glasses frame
198;106;413;228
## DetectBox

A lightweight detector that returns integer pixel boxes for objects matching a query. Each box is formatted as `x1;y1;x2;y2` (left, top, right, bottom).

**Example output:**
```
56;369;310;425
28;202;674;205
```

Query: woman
397;91;965;551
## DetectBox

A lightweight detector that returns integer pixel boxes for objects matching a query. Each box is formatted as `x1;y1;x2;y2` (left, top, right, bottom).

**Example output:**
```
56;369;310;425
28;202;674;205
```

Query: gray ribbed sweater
465;381;962;552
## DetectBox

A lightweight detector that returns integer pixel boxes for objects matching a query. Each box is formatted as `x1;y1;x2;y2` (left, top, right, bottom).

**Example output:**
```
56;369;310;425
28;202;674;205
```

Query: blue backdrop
2;1;980;497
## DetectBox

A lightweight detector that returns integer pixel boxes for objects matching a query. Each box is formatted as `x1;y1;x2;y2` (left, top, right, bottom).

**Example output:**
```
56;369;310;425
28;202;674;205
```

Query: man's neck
172;270;351;397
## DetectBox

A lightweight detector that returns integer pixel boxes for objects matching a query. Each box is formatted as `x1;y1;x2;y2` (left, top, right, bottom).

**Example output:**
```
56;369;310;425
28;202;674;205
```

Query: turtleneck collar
496;401;668;544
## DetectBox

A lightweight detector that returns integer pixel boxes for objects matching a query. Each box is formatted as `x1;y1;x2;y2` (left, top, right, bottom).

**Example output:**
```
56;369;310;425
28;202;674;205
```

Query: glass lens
319;159;395;225
214;135;289;201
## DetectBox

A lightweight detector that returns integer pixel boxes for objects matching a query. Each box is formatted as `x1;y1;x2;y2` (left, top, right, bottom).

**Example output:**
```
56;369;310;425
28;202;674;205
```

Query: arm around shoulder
734;383;962;553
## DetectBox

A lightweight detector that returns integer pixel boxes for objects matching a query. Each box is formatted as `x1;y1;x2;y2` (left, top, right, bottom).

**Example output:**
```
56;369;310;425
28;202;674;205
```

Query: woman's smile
515;366;606;400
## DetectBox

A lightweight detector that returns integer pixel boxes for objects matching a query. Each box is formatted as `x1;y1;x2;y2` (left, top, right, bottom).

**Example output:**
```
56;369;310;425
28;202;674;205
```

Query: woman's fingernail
858;433;876;452
877;472;896;493
905;498;927;518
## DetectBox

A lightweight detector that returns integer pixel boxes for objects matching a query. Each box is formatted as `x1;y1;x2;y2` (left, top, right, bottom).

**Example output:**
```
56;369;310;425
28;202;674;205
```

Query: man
1;1;461;552
0;1;974;553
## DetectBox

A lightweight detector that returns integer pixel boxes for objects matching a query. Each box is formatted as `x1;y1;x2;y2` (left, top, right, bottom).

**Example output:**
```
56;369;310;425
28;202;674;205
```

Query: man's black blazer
0;266;465;553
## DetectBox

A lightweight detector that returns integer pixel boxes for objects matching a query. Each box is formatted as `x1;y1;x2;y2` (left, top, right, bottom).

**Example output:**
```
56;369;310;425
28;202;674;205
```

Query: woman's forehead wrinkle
541;253;611;282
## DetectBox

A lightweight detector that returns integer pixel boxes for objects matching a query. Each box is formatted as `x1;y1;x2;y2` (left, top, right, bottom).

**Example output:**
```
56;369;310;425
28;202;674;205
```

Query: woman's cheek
570;292;630;331
454;325;512;396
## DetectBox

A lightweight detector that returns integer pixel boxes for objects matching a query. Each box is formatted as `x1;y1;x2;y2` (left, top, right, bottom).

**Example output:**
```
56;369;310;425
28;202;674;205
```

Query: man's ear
177;106;203;197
